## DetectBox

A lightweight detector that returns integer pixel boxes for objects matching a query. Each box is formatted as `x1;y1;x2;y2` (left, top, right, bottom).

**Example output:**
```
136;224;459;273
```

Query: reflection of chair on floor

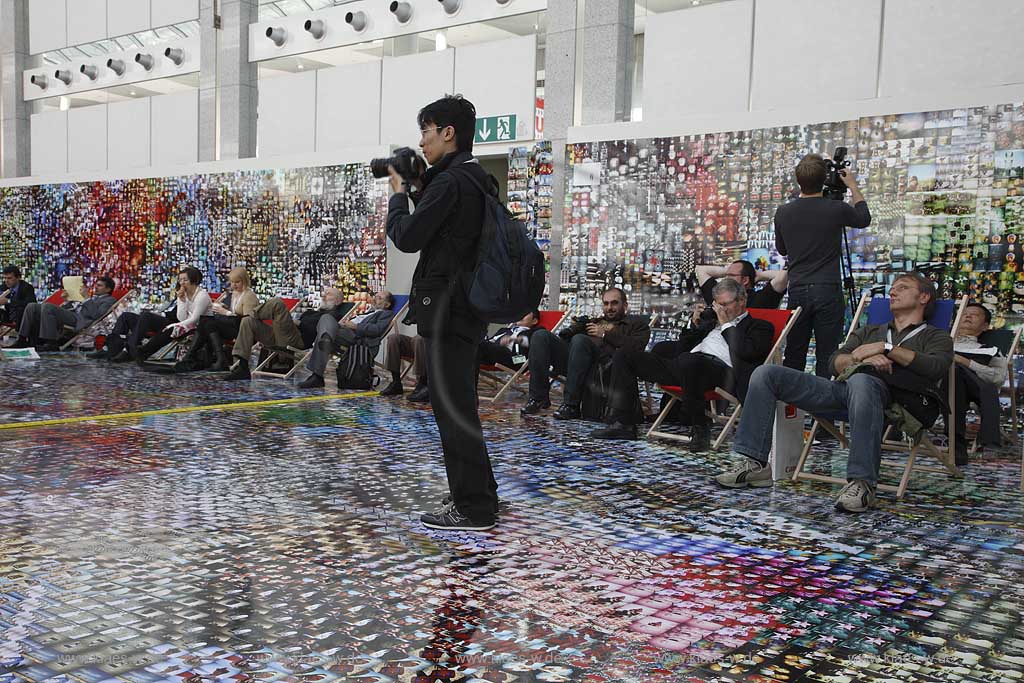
60;287;135;350
647;306;801;448
477;310;566;402
791;294;967;500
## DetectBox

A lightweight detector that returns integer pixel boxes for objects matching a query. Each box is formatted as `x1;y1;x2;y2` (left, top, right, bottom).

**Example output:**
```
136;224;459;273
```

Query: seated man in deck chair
14;276;116;352
947;302;1008;463
591;278;774;448
0;266;36;329
714;272;953;513
223;286;349;381
297;290;396;389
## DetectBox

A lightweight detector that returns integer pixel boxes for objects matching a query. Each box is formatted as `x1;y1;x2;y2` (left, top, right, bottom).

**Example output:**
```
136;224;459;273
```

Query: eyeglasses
420;126;444;136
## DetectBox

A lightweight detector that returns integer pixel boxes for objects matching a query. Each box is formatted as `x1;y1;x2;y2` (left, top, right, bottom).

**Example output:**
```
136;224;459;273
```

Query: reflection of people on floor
298;290;396;389
379;333;429;401
15;276;116;352
135;267;211;362
224;287;350;381
420;558;488;672
945;302;1008;462
175;267;259;373
0;265;36;329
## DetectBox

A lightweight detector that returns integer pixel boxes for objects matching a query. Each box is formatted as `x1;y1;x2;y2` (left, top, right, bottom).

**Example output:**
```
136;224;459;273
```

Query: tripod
839;227;859;320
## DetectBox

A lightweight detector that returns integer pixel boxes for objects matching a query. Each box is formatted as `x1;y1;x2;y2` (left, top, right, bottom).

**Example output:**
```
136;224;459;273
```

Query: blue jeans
733;365;891;484
783;283;846;377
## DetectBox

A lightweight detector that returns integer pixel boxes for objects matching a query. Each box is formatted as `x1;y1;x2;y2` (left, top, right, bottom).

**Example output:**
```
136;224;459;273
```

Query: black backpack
336;342;378;390
449;167;545;323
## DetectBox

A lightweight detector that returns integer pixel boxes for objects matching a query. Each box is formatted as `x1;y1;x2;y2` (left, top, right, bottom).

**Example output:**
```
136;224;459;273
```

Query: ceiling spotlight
389;1;412;23
106;58;126;75
495;0;512;5
439;0;461;15
134;52;154;70
54;69;72;85
691;0;701;4
304;19;325;39
345;10;367;32
265;26;287;46
79;64;98;80
30;74;48;90
164;47;185;65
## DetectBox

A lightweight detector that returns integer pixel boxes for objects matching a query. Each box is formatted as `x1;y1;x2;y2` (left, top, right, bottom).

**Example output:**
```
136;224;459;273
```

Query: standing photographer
385;94;499;531
775;153;871;377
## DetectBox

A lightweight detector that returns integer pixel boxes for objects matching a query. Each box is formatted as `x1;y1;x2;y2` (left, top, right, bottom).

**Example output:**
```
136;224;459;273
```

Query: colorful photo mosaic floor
0;358;1022;682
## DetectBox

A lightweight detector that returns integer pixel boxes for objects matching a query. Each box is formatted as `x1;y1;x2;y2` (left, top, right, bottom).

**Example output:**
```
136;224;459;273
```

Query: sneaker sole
834;501;873;513
714;477;774;489
421;520;495;531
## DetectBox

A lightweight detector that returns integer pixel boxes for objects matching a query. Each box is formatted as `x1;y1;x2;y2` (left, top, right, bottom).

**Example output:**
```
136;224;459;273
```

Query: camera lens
369;158;392;179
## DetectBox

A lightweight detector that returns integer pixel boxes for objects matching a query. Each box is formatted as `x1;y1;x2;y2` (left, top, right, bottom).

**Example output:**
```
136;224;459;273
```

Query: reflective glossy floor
1;358;1022;683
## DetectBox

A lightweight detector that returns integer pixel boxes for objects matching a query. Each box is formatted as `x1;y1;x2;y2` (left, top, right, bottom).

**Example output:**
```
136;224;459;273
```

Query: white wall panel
151;0;198;28
107;98;151;170
29;0;67;54
67;106;108;173
108;0;151;37
455;35;535;141
381;50;455;150
67;0;107;46
258;71;317;158
751;0;881;111
881;0;1024;97
151;90;198;167
643;0;753;122
316;61;382;152
30;110;68;176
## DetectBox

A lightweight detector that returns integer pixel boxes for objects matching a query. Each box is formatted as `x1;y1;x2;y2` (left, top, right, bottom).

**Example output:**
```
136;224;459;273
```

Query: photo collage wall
562;102;1024;331
509;141;555;306
0;165;389;308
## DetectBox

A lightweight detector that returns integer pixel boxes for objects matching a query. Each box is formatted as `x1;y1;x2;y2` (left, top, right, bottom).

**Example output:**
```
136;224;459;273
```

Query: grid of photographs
562;102;1024;331
0;165;389;306
509;141;555;306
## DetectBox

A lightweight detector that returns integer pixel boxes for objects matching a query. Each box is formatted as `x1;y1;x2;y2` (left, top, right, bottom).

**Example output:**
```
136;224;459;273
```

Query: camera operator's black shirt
774;197;871;286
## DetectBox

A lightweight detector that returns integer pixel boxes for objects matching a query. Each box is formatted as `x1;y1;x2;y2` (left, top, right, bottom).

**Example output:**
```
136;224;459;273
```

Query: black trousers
607;348;729;426
107;310;175;357
947;365;1002;446
477;341;517;368
194;315;242;357
426;333;498;522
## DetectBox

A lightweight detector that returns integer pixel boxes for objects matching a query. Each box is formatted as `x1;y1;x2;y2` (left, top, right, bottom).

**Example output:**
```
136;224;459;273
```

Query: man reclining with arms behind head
714;272;953;513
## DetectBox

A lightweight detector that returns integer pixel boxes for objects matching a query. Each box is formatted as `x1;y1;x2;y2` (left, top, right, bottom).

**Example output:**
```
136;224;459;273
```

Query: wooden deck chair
477;310;567;402
791;294;968;499
60;287;135;350
1;289;63;339
646;306;802;447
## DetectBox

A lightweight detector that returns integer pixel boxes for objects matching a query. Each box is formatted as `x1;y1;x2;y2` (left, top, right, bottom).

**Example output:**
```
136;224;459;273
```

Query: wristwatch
883;342;893;355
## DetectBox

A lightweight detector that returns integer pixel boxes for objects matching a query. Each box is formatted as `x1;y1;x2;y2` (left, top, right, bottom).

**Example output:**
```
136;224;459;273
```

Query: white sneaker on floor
714;459;773;488
835;479;876;513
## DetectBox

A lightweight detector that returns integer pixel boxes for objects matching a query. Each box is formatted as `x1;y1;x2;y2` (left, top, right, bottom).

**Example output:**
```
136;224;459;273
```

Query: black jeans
607;348;728;425
426;332;498;523
527;330;600;405
783;283;846;377
108;310;175;357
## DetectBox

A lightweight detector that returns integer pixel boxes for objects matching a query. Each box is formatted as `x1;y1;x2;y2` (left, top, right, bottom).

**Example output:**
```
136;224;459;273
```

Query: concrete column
0;0;30;177
199;0;258;162
580;0;634;124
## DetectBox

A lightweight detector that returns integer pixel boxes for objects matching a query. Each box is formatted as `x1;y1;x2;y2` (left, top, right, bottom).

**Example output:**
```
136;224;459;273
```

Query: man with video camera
775;153;871;377
385;94;499;532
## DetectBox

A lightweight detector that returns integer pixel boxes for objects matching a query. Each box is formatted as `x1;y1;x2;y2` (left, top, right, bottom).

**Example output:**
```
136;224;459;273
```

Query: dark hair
180;266;203;285
382;292;395;309
795;153;827;194
894;271;936;319
732;260;757;288
418;94;477;154
2;265;21;278
529;308;540;320
96;276;116;292
602;287;626;305
966;301;992;324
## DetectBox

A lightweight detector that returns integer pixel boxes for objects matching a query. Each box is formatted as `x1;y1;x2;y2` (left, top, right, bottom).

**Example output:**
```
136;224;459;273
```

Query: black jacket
0;281;36;324
386;151;496;340
676;314;774;401
560;314;652;358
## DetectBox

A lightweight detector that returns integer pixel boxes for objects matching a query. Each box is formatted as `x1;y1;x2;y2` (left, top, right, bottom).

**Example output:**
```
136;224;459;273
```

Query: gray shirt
830;321;953;383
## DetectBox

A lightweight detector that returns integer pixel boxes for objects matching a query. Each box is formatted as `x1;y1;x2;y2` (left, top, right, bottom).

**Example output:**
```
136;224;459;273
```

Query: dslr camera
822;146;852;200
370;147;427;186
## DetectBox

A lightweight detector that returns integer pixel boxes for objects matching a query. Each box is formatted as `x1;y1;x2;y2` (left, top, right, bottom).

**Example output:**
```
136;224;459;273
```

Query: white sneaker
714;459;773;488
835;479;876;513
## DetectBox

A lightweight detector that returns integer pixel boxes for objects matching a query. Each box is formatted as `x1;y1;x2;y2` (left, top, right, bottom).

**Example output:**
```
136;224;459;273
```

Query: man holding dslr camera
775;153;871;378
385;94;499;532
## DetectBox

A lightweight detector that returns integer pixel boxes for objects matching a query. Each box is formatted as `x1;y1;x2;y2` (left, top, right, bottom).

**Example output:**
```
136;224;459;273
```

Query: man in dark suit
478;309;541;370
0;266;36;328
591;278;774;449
521;287;651;420
298;290;396;389
15;276;117;352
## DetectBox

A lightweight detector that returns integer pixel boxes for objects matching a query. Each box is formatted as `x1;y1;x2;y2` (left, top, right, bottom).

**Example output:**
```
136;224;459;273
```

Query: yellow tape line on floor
0;391;379;431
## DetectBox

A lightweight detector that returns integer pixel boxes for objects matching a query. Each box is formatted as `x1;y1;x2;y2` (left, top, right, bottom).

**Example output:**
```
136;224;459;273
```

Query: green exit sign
475;115;517;144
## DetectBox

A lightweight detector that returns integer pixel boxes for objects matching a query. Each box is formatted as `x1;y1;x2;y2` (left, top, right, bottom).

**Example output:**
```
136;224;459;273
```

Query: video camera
370;147;427;186
823;146;852;201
